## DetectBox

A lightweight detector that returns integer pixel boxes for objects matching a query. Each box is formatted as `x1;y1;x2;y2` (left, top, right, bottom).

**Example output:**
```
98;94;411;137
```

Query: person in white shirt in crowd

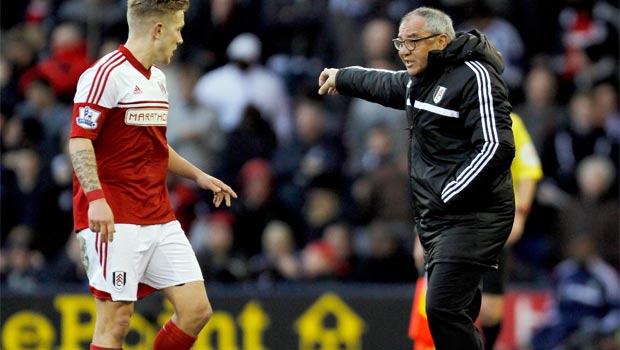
194;33;293;144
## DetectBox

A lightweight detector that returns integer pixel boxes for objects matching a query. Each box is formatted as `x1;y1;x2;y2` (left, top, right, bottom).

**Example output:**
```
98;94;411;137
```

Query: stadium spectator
18;22;90;101
231;158;292;258
351;123;414;226
55;0;126;51
301;182;345;244
2;148;48;244
300;240;342;281
271;96;346;216
15;77;71;162
35;130;74;259
0;225;44;294
592;81;620;149
1;28;39;112
539;90;619;197
215;105;277;185
555;0;619;92
1;113;45;154
195;210;247;283
182;0;259;70
359;18;401;66
322;221;362;280
556;155;619;270
530;232;620;350
326;0;407;67
248;220;302;288
194;33;293;143
514;63;566;153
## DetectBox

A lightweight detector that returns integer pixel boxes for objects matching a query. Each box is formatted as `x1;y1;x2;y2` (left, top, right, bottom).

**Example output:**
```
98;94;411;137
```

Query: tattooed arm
69;137;116;242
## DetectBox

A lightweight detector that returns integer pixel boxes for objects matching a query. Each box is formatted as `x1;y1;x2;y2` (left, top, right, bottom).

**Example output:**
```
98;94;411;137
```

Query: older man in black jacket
318;7;515;350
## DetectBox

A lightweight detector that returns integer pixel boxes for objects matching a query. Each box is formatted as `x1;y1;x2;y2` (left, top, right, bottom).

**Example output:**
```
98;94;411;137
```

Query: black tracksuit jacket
336;30;515;269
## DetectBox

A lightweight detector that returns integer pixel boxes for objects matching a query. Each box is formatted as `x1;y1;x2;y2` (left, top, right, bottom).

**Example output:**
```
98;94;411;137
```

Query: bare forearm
506;178;539;246
69;137;102;192
516;178;538;212
168;145;238;207
168;145;202;181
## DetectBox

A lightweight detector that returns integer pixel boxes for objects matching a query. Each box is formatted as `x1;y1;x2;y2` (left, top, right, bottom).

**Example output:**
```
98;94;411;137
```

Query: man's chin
156;57;172;66
407;67;419;76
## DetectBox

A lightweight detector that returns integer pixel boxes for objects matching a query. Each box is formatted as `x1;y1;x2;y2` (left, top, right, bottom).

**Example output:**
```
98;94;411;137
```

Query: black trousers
426;262;487;350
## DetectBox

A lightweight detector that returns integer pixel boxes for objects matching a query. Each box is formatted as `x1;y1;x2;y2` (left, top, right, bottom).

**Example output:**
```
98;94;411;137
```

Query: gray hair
576;155;616;191
402;7;456;41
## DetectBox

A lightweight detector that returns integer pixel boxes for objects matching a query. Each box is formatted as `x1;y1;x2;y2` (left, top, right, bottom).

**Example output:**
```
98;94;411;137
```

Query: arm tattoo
70;149;102;192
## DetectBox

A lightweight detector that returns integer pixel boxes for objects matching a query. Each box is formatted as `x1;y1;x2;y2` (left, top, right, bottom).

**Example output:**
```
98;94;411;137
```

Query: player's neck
124;36;155;70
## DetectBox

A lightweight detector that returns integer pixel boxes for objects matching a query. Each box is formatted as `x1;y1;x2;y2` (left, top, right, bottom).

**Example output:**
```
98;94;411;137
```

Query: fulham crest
433;86;447;104
112;271;127;290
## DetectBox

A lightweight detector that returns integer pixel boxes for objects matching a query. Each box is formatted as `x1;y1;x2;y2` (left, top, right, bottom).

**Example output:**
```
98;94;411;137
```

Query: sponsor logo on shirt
112;271;126;290
125;108;168;126
76;106;102;129
433;86;447;104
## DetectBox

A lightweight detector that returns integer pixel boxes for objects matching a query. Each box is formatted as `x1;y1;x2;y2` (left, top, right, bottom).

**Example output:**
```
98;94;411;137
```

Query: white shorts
77;220;204;301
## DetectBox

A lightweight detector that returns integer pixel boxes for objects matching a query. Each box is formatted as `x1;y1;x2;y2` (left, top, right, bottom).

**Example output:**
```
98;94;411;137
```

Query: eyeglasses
392;34;441;51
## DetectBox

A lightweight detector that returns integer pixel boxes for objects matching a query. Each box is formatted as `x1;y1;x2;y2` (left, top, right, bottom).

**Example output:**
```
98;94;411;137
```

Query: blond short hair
127;0;189;31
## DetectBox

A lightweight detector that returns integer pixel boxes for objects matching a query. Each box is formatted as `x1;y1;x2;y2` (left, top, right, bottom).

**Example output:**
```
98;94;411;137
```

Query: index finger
318;79;332;95
99;231;108;244
226;186;238;199
214;193;223;208
107;223;115;242
318;70;328;86
100;224;112;243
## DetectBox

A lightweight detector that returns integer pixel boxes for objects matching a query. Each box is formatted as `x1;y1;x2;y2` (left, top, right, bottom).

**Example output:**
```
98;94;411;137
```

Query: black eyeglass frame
392;33;441;51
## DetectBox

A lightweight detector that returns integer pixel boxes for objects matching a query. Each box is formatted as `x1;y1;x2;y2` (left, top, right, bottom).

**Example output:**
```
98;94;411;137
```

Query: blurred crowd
0;0;618;306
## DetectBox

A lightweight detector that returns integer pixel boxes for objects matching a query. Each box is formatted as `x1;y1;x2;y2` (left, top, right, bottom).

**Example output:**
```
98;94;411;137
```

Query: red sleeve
70;102;110;140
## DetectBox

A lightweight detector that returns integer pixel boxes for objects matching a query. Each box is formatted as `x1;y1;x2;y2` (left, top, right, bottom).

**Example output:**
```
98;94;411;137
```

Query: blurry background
0;0;618;349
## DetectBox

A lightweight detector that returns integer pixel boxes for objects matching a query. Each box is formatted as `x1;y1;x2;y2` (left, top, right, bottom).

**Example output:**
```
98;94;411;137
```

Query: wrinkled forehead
398;15;428;38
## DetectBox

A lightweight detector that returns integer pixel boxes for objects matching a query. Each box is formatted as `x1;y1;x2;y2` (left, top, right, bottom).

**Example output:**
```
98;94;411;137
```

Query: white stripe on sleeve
440;61;499;203
413;100;460;118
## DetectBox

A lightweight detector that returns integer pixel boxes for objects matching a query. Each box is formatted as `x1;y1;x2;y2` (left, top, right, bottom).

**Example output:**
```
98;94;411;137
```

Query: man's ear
151;22;163;39
438;34;449;50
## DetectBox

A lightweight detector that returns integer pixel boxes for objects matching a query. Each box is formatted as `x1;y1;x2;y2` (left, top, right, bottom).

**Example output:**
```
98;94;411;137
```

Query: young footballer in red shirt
69;1;237;349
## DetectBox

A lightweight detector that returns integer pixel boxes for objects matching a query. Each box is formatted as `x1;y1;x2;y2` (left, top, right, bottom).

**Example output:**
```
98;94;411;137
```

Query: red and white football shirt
71;45;175;231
